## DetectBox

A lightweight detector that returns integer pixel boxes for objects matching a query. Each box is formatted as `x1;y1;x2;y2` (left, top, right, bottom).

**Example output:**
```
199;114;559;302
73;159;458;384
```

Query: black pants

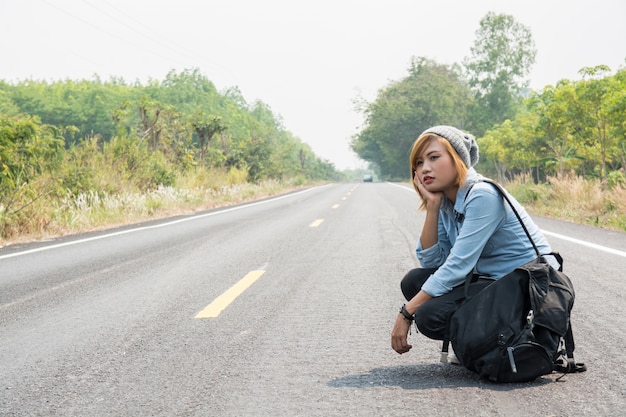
400;268;493;340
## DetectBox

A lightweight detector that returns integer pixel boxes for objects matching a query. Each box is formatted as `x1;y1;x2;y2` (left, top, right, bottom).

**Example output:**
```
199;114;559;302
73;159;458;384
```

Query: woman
391;125;558;357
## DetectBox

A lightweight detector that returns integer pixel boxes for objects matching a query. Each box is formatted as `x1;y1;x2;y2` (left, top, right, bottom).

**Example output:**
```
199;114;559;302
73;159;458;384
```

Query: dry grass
0;168;312;248
506;174;626;232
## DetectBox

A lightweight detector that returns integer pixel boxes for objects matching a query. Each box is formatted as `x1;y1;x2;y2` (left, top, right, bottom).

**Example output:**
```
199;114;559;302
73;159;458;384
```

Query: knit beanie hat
421;125;479;168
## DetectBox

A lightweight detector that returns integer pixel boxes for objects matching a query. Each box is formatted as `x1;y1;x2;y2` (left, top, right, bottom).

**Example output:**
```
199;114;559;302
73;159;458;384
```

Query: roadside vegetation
352;12;626;232
1;12;625;246
0;69;340;246
506;175;626;232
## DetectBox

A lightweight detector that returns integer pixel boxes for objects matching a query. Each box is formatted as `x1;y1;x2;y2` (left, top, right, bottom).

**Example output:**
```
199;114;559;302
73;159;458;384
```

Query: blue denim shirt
416;169;556;297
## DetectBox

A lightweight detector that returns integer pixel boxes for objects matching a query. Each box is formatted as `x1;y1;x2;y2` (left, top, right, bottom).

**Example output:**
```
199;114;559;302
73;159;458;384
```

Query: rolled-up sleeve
415;214;451;268
420;188;505;297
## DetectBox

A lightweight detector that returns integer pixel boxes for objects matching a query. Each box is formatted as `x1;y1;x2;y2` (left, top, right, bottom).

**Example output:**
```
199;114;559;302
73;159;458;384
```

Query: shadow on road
327;364;552;391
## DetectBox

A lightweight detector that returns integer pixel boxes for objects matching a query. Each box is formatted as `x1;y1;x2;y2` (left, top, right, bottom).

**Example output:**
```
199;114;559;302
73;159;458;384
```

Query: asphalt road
1;182;625;416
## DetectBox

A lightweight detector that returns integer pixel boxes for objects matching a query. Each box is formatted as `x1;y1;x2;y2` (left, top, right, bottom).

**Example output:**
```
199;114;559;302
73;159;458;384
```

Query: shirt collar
451;168;483;215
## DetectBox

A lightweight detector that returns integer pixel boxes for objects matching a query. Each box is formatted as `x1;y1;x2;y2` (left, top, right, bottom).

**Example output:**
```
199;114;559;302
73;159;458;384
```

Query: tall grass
0;166;309;247
506;174;626;232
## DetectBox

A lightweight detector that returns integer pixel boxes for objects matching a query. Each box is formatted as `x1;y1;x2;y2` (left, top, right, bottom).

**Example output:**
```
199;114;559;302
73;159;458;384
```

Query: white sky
1;0;625;170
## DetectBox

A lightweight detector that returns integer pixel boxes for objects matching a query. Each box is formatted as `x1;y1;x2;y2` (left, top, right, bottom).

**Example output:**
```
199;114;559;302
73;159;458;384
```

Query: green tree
2;68;339;185
240;107;272;181
527;80;584;177
0;84;20;116
191;113;227;164
573;65;619;180
0;115;64;235
352;57;472;179
8;78;132;146
464;12;536;135
607;68;626;169
137;96;181;153
479;113;541;181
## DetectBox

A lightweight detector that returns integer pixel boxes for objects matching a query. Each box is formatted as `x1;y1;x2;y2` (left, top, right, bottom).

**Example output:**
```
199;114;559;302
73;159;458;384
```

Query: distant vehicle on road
363;174;373;182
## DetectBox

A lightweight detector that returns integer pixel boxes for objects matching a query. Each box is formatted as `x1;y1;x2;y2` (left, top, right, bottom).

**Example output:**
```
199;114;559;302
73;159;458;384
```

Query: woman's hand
391;314;412;354
414;171;443;210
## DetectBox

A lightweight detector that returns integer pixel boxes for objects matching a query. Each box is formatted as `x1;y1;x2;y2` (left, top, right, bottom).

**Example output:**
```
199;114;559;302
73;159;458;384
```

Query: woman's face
415;138;458;193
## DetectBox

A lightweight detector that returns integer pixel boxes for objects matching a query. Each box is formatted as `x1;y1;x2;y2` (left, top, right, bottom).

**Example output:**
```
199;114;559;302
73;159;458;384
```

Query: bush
607;170;625;189
227;166;248;185
145;152;175;189
0;115;64;239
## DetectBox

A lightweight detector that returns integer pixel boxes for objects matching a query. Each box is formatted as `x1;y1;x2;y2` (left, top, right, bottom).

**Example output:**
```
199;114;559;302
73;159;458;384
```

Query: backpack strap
473;179;540;256
555;324;587;373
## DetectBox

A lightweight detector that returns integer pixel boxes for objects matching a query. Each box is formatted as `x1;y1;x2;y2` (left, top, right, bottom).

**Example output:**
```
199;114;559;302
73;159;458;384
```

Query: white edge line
0;186;323;260
540;230;626;258
387;182;626;258
387;182;414;192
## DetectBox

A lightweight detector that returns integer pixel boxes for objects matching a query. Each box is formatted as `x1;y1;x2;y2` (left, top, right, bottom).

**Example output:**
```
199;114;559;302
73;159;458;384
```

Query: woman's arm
391;290;433;354
413;171;443;249
390;173;445;355
420;205;440;249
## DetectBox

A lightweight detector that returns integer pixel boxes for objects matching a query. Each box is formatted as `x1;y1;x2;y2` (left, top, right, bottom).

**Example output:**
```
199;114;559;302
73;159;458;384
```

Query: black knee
414;303;446;340
400;268;436;301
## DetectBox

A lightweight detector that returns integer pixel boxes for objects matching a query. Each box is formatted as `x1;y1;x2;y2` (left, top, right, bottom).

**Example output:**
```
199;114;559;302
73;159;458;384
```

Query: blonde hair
409;133;469;209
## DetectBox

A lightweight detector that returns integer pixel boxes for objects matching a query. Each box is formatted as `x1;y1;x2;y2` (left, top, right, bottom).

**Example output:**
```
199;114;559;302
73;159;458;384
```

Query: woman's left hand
391;314;412;354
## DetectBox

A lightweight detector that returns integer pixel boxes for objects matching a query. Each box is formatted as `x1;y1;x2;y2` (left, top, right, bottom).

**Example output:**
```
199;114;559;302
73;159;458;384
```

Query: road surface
1;182;625;416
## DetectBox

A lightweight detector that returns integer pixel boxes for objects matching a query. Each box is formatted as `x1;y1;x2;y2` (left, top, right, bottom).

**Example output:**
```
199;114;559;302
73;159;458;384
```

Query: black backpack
445;180;586;383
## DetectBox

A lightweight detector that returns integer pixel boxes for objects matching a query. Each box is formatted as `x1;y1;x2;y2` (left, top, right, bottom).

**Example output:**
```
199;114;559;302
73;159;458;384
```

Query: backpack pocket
496;342;554;383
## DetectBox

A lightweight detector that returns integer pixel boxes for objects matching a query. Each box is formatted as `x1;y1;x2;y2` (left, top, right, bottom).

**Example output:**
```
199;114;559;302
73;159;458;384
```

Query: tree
527;80;584;177
352;57;472;179
0;115;64;235
607;68;626;170
1;69;340;185
574;65;618;180
7;78;131;146
191;113;227;163
158;68;220;115
0;84;20;116
241;101;278;181
464;12;536;135
138;96;164;152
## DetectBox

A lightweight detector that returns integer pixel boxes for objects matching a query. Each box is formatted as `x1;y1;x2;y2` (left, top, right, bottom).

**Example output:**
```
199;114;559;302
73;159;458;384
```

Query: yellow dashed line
332;204;340;209
310;219;324;227
195;270;265;318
